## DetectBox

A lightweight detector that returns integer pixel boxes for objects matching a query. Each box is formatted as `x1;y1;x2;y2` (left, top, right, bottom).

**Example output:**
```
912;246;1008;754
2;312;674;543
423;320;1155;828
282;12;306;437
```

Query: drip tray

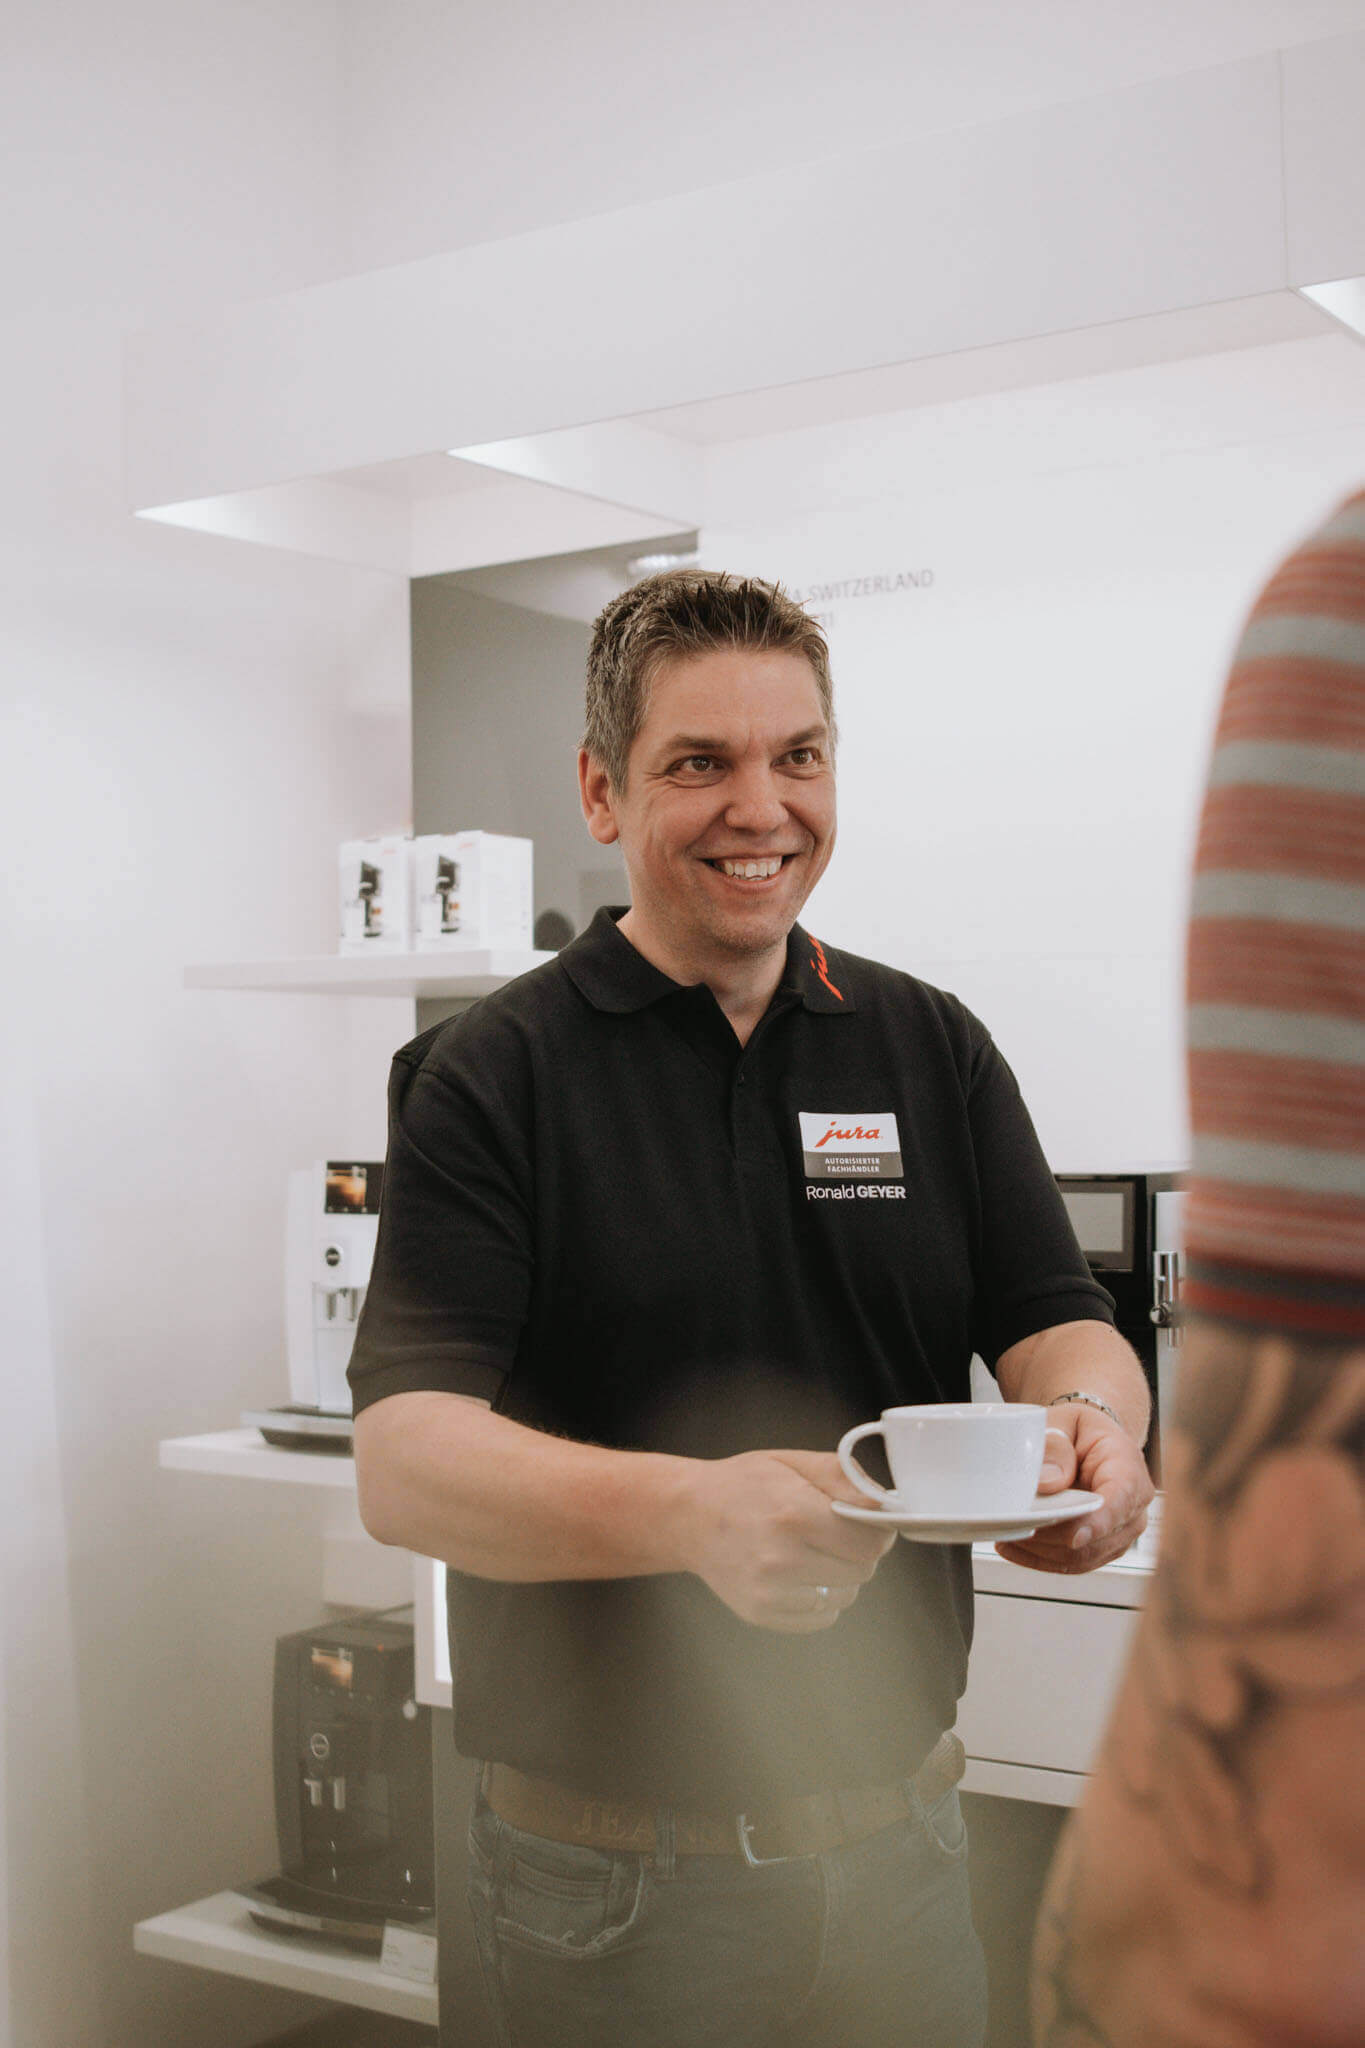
234;1872;434;1954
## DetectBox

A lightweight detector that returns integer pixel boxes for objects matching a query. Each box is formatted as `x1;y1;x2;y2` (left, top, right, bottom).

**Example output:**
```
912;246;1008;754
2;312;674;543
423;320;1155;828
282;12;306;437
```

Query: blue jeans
467;1778;988;2048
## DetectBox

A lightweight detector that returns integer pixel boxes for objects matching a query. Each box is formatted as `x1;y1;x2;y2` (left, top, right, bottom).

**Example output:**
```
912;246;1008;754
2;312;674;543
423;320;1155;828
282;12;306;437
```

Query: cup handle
837;1421;890;1500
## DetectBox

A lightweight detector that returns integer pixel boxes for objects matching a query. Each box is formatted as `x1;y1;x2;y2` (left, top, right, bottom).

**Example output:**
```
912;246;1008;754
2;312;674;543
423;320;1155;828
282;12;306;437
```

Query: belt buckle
736;1812;790;1867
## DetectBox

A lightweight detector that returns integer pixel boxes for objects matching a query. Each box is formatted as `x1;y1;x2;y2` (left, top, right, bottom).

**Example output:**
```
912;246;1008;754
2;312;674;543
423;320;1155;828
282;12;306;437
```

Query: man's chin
704;901;801;959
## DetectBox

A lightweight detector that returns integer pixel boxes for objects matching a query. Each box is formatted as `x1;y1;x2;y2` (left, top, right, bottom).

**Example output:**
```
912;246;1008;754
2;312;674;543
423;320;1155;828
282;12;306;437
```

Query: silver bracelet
1047;1390;1127;1432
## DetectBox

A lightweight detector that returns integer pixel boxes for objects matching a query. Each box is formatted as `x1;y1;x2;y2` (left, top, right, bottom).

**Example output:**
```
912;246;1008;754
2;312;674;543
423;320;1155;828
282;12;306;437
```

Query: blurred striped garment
1184;488;1365;1340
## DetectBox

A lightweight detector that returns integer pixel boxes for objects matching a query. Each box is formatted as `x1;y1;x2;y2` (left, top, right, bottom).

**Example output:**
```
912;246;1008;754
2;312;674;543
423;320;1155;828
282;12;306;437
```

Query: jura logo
798;1111;903;1182
816;1121;882;1148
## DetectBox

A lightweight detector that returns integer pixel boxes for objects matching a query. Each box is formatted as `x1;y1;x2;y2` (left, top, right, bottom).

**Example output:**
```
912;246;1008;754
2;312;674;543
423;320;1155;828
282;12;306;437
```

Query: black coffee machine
1055;1171;1184;1485
236;1612;434;1952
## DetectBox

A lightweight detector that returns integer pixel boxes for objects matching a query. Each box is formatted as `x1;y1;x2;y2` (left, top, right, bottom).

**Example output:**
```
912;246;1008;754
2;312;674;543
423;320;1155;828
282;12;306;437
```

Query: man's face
579;644;837;976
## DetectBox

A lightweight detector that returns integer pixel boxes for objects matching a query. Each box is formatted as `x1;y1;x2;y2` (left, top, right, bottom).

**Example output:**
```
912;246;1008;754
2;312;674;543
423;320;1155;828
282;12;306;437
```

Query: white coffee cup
836;1403;1048;1516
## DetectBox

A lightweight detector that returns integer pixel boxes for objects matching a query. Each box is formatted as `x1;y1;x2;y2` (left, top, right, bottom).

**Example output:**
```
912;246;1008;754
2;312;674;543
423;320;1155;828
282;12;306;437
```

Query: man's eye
786;748;819;767
677;755;715;774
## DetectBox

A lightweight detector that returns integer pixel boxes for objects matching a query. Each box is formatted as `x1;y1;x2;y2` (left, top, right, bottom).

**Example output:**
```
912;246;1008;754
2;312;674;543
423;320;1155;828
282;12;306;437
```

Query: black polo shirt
348;908;1113;1807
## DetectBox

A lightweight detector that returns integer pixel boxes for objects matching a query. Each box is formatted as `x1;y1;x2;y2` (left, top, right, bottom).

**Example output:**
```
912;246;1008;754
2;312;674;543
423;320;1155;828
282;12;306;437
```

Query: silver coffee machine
1055;1171;1185;1485
243;1160;383;1450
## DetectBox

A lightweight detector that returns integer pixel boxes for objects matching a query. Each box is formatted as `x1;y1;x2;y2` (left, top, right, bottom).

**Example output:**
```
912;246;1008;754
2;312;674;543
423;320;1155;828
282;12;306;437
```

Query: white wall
703;334;1365;1170
0;7;410;2045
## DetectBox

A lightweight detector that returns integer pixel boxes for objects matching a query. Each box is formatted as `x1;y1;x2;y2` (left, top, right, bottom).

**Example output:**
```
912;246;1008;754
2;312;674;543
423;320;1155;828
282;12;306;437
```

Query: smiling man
347;570;1152;2048
577;638;837;1039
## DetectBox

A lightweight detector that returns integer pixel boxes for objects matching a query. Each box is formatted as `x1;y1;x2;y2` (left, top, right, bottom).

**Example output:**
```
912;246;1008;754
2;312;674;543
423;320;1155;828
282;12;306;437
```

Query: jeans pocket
468;1810;496;1879
492;1820;648;1961
915;1785;969;1863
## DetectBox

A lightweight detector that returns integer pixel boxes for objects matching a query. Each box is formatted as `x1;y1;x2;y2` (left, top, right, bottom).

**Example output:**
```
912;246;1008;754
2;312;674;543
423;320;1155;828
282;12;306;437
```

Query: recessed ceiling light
624;550;701;578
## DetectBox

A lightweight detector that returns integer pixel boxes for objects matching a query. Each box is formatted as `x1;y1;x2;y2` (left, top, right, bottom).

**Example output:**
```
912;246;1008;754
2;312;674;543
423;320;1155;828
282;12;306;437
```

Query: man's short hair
583;569;836;790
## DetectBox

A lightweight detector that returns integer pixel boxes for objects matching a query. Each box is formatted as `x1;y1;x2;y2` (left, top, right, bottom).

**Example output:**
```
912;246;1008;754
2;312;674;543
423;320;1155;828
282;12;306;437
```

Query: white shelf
159;1429;357;1487
134;1890;437;2025
184;950;552;998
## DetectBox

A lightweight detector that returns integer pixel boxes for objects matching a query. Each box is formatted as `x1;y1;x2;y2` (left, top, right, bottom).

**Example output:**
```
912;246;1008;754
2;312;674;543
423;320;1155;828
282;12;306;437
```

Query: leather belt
481;1730;966;1863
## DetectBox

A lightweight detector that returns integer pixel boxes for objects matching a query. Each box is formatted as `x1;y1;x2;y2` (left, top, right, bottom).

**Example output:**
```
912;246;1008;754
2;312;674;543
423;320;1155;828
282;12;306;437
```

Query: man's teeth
716;857;783;879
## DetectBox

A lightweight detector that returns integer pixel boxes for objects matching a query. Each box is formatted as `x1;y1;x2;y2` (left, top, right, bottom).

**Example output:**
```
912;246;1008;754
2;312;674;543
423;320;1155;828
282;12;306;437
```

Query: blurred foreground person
1032;488;1365;2047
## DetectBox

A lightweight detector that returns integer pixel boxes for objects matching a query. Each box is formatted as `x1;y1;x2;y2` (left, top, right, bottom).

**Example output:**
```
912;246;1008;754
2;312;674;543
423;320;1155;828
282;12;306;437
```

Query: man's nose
724;766;788;833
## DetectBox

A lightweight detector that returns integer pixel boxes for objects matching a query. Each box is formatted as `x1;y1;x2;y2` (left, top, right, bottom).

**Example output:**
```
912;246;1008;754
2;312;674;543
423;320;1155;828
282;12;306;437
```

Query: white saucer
831;1487;1104;1544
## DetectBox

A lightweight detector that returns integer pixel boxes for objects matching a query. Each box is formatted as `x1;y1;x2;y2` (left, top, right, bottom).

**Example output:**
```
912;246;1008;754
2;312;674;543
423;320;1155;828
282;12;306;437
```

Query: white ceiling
341;1;1365;273
332;3;1365;473
177;5;1365;564
335;453;501;501
632;293;1331;446
330;290;1339;511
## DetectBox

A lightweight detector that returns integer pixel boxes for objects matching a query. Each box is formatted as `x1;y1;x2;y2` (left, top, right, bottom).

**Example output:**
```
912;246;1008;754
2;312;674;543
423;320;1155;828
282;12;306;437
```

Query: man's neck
616;909;788;1047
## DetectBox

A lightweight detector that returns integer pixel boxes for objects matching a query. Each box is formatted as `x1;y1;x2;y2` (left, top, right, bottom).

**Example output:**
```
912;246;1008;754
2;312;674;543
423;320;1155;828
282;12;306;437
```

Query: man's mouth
704;855;790;880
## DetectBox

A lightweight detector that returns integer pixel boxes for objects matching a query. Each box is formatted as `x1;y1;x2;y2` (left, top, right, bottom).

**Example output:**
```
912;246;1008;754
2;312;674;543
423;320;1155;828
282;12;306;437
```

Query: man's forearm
353;1389;698;1580
995;1319;1151;1443
352;1388;898;1633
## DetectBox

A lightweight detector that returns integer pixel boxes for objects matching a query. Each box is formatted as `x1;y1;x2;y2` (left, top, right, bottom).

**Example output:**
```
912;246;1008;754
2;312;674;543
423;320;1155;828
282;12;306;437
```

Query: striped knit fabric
1184;488;1365;1340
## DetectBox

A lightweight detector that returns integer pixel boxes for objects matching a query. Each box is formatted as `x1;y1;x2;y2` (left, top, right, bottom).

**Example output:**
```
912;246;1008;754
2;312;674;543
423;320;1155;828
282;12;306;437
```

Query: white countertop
971;1527;1156;1608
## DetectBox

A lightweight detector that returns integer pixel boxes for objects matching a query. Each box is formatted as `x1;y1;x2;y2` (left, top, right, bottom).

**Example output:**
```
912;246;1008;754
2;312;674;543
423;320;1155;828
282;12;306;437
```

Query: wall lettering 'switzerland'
789;570;935;605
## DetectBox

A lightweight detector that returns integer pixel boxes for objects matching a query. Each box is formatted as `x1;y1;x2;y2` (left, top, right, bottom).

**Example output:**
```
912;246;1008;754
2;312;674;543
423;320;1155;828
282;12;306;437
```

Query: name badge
799;1111;903;1180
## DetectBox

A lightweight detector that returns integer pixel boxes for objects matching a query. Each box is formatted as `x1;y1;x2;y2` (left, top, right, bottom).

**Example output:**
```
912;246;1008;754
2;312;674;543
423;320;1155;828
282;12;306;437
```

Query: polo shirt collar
788;926;855;1012
560;907;855;1015
560;908;678;1013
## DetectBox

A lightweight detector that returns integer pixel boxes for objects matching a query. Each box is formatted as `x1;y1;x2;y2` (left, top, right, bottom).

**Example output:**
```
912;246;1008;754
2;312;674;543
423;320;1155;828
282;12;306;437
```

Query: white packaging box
338;835;414;953
413;832;533;950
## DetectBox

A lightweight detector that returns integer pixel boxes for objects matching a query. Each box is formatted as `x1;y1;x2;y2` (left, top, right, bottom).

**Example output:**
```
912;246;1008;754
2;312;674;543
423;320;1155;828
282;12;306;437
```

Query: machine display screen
324;1163;384;1215
1060;1189;1130;1259
311;1644;355;1693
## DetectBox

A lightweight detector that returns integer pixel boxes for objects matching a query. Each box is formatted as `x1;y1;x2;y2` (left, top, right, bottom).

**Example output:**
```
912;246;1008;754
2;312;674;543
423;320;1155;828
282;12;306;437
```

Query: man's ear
578;749;620;845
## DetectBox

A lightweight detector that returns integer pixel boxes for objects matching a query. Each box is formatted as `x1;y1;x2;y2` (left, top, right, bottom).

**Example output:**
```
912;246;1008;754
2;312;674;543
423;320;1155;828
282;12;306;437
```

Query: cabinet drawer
957;1594;1138;1776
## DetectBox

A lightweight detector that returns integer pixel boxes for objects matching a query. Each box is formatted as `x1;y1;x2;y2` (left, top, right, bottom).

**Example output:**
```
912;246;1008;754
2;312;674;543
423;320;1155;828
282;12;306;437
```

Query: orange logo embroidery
809;935;843;1001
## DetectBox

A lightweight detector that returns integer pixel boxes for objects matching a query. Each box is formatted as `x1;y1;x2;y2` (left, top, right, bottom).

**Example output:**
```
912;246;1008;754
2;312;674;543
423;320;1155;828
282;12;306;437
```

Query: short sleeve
346;1023;533;1415
964;1019;1116;1364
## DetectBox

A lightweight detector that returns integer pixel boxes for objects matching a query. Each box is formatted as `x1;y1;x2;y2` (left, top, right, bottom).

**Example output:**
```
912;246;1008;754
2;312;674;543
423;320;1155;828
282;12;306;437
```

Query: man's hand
995;1403;1152;1573
676;1448;898;1632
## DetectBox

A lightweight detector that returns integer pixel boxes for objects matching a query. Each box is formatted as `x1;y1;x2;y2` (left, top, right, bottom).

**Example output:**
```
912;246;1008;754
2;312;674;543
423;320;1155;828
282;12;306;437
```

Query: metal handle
1150;1251;1181;1335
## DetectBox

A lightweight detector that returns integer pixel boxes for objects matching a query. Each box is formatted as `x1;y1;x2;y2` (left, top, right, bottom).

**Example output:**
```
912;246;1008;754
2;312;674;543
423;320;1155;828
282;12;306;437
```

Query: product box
338;835;414;954
413;832;533;951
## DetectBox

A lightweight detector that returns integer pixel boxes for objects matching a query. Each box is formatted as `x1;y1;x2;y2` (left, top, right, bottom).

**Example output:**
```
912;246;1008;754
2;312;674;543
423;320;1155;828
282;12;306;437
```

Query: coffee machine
235;1613;434;1951
1055;1171;1185;1484
243;1160;383;1450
